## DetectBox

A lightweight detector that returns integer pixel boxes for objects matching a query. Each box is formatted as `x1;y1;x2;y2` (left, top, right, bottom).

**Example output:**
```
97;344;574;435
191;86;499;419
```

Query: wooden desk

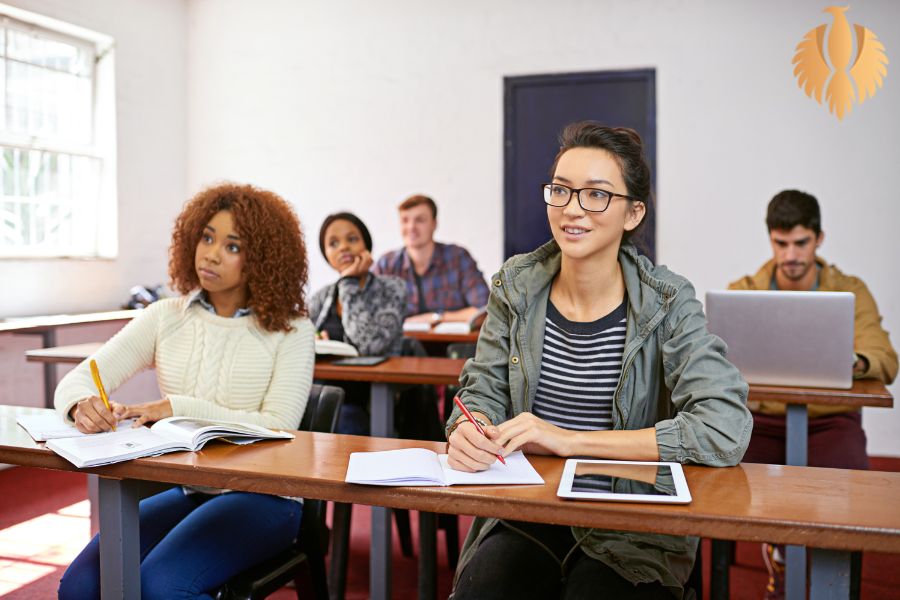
2;310;138;408
404;329;479;344
2;404;898;600
24;347;895;599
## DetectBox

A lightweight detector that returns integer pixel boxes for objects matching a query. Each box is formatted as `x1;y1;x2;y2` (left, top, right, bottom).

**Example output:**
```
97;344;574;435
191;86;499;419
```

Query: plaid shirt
373;242;489;316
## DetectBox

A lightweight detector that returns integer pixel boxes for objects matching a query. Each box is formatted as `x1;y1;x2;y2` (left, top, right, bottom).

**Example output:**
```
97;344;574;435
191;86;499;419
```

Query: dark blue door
504;69;657;260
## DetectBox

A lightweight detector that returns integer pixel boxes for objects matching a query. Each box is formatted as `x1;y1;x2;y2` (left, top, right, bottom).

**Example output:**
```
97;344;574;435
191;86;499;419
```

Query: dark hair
550;121;652;246
398;194;437;220
318;212;373;258
169;183;308;333
766;190;821;235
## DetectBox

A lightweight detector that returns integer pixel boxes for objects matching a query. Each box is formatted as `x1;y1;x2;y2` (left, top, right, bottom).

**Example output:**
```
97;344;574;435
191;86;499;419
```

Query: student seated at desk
309;212;406;434
729;189;898;599
446;122;751;600
373;193;489;327
55;183;315;600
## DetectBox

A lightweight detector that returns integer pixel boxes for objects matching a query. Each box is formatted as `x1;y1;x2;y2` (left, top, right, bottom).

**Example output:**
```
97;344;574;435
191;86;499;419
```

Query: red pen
453;396;506;465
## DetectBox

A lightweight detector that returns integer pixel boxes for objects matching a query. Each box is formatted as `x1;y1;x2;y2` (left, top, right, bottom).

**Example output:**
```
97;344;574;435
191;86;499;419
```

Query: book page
315;339;359;357
432;321;471;334
345;448;446;486
151;417;292;450
46;427;178;468
440;451;545;486
17;414;136;442
17;414;87;441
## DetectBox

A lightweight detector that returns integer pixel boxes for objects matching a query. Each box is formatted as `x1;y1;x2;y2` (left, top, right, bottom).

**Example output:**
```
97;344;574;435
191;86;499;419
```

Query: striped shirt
532;299;627;432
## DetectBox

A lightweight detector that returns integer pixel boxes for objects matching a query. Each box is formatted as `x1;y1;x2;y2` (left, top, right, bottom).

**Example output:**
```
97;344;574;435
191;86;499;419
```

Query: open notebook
315;339;359;357
345;448;544;486
46;417;293;468
17;413;136;441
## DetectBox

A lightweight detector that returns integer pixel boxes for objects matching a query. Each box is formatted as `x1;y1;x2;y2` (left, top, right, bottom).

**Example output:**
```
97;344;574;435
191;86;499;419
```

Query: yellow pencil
89;359;116;431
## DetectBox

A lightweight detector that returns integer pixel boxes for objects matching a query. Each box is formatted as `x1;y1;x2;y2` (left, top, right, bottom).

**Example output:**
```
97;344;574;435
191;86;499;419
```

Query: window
0;6;115;258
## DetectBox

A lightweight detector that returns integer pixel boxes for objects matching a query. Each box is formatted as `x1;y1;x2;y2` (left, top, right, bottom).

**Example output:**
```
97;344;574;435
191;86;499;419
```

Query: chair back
300;384;343;434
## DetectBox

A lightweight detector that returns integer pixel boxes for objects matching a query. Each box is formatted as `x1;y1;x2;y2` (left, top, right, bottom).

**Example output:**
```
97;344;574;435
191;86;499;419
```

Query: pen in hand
89;359;116;432
453;396;506;466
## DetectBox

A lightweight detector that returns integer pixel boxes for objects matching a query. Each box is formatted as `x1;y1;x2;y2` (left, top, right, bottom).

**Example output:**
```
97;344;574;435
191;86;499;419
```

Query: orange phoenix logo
793;6;888;120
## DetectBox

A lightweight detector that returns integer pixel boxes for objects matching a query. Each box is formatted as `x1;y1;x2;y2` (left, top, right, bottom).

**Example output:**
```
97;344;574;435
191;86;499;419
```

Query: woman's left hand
494;412;575;457
119;398;174;428
340;250;373;279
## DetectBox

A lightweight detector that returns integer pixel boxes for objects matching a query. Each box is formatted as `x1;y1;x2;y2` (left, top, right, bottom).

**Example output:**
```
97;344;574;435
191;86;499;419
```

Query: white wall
0;0;186;406
186;0;900;455
2;1;897;455
0;0;188;317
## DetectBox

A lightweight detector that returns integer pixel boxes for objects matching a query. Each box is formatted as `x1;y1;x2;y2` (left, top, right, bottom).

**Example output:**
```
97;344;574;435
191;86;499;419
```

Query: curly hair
169;183;309;333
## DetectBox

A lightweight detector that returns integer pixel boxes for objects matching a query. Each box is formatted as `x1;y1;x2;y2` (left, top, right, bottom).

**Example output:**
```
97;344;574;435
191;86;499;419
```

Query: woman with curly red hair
55;183;315;600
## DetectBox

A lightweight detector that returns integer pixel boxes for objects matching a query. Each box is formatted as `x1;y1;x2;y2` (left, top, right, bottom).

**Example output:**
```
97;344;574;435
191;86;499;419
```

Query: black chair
217;384;344;600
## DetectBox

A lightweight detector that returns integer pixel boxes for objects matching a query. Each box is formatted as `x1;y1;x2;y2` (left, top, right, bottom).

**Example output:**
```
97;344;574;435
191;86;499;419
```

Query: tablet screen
571;462;677;496
331;356;387;367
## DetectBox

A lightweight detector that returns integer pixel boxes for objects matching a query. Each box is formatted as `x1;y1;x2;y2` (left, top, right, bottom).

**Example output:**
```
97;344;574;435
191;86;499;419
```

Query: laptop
705;290;855;389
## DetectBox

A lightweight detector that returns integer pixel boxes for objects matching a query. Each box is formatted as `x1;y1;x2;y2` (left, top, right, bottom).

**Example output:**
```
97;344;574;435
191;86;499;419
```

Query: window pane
7;28;91;76
0;145;101;256
4;60;92;144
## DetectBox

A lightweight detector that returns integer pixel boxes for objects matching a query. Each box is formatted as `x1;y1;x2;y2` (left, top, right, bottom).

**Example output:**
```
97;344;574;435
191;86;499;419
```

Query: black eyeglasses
541;183;639;213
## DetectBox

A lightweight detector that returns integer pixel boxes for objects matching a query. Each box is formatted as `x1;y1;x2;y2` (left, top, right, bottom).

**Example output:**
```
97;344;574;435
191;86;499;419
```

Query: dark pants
453;521;672;600
742;411;869;469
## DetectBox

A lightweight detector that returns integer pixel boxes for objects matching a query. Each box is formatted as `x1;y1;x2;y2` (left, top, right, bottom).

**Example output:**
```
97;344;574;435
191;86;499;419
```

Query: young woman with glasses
446;122;751;599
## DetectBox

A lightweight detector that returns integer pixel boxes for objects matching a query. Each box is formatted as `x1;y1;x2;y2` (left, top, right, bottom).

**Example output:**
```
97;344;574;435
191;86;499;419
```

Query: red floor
1;461;899;599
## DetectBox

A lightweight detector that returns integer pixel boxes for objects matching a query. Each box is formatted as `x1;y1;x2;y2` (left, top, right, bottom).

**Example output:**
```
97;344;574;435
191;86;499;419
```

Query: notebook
17;413;134;441
46;417;293;468
18;414;89;441
345;448;544;486
705;290;855;388
315;339;359;357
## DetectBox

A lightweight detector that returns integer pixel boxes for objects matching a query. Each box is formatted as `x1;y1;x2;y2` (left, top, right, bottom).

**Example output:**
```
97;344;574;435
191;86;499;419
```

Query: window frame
0;4;116;260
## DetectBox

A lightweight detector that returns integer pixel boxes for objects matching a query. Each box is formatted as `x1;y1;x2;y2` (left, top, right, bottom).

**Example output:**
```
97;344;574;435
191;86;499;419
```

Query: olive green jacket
447;241;751;598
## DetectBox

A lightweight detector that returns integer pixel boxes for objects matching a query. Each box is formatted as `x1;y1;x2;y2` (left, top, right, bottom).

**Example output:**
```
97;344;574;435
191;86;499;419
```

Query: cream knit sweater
55;297;315;430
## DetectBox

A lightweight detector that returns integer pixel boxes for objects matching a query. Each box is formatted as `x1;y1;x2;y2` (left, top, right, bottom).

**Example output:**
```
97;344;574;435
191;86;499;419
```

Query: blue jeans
58;487;302;600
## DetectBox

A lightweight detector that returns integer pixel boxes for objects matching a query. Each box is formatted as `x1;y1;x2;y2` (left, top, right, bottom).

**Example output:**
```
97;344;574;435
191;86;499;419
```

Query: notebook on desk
705;290;854;389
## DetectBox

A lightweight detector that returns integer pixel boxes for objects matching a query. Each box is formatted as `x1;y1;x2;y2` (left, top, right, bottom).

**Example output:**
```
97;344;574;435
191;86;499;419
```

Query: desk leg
418;511;437;600
785;404;808;467
369;383;394;600
785;545;807;600
41;330;57;409
88;474;100;534
784;404;808;600
810;549;851;599
98;477;141;600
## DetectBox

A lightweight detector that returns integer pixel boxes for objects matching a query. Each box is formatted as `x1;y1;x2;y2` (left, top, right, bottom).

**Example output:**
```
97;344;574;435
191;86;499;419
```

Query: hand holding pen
70;360;123;434
446;396;506;472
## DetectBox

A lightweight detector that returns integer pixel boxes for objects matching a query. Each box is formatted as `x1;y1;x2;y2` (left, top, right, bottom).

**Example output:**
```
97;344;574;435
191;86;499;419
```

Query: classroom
1;1;898;599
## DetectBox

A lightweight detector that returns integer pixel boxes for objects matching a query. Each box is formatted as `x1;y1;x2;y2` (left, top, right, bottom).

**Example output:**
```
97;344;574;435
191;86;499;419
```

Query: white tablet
557;459;692;504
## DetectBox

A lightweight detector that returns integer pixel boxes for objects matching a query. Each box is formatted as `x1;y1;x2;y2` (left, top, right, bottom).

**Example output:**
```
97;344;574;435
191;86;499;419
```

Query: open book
345;448;544;486
428;307;488;335
45;417;293;468
315;339;359;357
